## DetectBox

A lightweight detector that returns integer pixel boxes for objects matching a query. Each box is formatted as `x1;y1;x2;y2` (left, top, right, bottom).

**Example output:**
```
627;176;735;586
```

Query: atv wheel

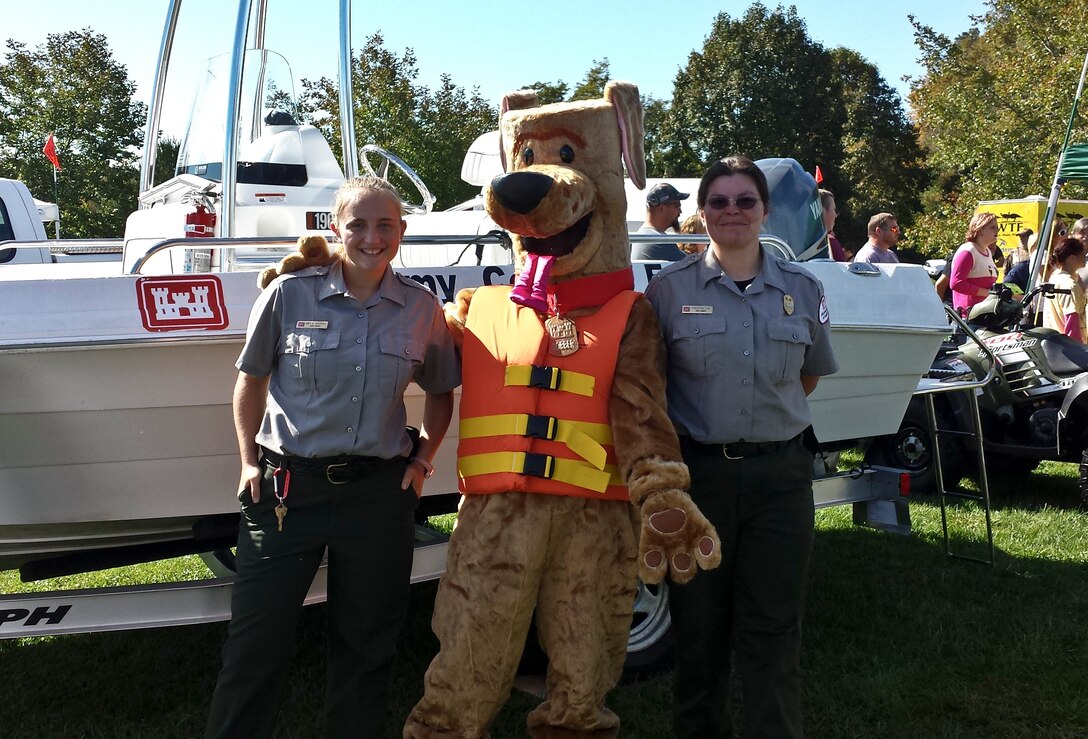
1080;449;1088;507
867;404;962;493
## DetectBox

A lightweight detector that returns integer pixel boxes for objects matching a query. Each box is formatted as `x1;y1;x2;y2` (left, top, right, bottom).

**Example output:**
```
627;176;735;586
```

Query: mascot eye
559;145;575;163
522;148;534;166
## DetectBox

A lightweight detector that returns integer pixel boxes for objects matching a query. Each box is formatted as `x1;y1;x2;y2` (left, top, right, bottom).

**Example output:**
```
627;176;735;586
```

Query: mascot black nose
490;172;553;215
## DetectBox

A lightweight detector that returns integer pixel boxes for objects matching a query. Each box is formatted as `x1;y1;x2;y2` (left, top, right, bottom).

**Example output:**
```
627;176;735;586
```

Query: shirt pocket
767;320;812;384
668;316;728;376
379;334;426;398
281;330;341;393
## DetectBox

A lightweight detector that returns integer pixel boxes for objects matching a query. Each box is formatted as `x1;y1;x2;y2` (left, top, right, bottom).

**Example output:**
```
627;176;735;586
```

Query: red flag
43;134;61;171
814;165;824;184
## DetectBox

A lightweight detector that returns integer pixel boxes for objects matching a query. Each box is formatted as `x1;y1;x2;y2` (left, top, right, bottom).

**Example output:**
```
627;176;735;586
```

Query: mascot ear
605;81;646;190
498;89;540;173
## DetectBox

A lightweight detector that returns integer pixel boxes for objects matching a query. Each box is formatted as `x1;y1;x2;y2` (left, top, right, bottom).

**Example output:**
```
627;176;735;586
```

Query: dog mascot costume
265;82;721;739
403;82;720;739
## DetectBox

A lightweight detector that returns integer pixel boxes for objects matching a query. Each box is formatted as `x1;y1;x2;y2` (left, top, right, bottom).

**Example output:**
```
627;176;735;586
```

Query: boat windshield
176;50;305;186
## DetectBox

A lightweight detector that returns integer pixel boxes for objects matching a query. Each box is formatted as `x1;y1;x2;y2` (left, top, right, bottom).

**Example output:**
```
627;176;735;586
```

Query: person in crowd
1070;218;1088;288
947;212;1000;315
205;176;460;739
677;211;707;255
818;188;847;261
1003;228;1034;294
632;182;689;261
645;155;839;739
852;212;900;264
1043;236;1088;342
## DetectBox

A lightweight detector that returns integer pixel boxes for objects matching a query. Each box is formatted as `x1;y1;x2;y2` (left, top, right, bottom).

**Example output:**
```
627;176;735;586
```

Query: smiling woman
645;155;839;738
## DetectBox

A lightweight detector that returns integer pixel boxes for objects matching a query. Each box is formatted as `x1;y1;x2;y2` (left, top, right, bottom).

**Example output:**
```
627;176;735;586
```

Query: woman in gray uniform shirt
645;156;838;739
205;177;459;738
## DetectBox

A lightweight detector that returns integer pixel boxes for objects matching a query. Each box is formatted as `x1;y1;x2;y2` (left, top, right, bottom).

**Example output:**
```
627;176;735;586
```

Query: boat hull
0;260;947;574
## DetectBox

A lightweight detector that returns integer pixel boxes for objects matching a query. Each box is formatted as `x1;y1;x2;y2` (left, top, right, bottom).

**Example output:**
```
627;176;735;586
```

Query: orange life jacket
457;285;638;500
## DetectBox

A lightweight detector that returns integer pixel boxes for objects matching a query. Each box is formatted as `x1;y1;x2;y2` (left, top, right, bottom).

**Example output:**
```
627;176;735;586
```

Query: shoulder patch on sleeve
819;295;830;324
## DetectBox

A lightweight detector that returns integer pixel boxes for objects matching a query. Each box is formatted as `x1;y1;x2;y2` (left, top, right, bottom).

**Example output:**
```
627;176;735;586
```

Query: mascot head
485;81;646;283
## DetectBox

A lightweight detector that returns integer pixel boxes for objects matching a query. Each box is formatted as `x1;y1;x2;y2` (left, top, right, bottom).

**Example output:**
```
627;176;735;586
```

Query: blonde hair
964;212;997;242
678;213;706;255
332;176;404;224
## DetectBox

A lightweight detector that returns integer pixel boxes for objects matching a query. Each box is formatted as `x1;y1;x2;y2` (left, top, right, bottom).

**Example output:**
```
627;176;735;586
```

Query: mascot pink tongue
509;252;554;311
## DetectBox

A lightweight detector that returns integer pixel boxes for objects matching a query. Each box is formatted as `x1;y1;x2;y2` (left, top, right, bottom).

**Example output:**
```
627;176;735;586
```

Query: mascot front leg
404;492;636;739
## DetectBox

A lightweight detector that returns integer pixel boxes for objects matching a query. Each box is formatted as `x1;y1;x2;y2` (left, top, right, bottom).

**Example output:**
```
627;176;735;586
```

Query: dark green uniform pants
205;456;416;739
671;437;815;739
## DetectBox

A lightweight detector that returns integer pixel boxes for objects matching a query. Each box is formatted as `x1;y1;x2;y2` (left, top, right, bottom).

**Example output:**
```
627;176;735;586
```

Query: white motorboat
0;0;946;626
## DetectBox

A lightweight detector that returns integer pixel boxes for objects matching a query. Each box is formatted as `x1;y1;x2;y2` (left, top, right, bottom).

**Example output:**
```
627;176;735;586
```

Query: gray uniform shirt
632;223;686;262
237;261;460;459
645;247;838;444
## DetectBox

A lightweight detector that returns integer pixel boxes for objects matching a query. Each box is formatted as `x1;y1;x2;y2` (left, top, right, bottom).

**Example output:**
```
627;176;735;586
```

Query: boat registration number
305;211;334;230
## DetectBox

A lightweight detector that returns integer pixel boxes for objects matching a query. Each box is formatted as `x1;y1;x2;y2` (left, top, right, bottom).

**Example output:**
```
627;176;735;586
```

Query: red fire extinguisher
184;203;217;237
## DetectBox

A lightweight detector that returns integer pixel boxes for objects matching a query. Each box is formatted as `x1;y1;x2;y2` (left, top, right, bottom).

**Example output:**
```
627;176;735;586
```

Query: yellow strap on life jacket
459;414;612;470
504;364;595;397
458;451;622;494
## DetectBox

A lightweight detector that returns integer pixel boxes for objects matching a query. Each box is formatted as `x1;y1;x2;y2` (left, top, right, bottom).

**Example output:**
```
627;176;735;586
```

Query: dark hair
1049;237;1085;268
696;155;770;211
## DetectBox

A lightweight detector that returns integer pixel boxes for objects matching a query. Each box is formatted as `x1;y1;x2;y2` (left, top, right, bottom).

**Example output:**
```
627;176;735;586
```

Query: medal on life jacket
545;315;579;357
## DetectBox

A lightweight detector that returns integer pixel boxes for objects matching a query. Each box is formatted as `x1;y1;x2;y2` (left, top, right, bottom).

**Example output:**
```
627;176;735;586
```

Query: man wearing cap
633;182;689;261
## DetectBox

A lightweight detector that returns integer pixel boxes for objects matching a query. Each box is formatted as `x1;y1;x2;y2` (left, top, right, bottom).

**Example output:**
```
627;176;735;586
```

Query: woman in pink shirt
1043;237;1088;341
950;212;1000;316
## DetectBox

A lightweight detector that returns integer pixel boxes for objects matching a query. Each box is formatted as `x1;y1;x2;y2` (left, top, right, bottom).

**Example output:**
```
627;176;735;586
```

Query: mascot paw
638;489;721;585
257;234;334;289
443;287;475;351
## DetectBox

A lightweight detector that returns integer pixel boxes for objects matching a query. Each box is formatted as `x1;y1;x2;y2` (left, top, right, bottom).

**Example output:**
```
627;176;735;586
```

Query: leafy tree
909;1;1088;258
153;136;180;187
522;80;569;106
570;59;610;101
0;30;145;238
660;4;845;180
299;33;496;209
829;48;929;253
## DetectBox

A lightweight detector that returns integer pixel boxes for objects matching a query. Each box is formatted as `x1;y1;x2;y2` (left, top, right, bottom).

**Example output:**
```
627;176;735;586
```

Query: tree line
1;1;1086;258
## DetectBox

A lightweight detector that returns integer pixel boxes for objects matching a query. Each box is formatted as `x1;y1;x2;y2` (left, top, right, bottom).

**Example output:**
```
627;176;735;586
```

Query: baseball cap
646;183;690;207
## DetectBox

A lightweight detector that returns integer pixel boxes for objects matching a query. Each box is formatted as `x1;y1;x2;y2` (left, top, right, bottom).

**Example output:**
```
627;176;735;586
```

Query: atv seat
1040;333;1088;376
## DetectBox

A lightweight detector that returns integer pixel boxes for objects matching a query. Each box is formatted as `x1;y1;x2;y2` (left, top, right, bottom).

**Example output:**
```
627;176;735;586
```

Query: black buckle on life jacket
524;414;558;440
521;452;555;479
528;364;561;390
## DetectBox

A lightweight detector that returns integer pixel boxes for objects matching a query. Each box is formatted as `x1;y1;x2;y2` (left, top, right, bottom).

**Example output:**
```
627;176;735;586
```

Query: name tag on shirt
296;320;329;329
682;305;713;314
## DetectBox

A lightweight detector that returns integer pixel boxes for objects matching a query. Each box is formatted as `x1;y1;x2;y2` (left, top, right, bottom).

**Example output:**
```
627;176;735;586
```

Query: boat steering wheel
359;144;436;216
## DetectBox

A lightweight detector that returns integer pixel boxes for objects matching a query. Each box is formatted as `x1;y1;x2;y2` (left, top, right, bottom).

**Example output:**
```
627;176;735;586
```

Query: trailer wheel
624;579;674;672
867;403;962;493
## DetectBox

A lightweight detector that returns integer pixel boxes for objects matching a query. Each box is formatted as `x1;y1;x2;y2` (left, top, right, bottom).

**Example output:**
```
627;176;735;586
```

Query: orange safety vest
457;286;639;500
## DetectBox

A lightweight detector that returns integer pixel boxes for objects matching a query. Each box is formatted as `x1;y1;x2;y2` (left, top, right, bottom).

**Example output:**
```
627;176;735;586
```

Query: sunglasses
704;195;761;211
886;225;900;233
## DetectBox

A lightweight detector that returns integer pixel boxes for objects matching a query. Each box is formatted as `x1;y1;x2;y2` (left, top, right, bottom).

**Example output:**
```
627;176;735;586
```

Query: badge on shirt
296;320;329;329
682;305;714;314
783;295;794;315
819;296;830;324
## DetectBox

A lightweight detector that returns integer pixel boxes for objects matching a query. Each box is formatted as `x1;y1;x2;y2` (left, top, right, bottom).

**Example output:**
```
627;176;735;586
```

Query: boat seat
1040;333;1088;376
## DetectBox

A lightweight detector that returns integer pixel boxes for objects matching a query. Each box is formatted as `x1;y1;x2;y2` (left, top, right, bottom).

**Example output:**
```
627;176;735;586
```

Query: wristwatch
409;456;435;478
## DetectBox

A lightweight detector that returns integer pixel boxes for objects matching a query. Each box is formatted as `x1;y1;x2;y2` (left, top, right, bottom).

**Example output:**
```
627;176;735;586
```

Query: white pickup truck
0;178;50;263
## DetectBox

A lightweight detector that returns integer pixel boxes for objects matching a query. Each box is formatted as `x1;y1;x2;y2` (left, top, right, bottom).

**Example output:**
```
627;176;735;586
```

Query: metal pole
221;0;254;239
139;0;182;197
1026;48;1088;295
339;0;358;179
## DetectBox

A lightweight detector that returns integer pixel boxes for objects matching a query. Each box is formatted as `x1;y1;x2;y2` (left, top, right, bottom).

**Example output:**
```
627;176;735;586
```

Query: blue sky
4;0;988;139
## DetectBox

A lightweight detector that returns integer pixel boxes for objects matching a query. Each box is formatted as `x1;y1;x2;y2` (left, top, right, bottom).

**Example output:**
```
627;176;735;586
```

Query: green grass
2;463;1088;738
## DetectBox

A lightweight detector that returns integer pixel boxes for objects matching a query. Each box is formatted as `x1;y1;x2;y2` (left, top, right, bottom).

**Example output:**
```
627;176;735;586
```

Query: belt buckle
326;462;349;485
